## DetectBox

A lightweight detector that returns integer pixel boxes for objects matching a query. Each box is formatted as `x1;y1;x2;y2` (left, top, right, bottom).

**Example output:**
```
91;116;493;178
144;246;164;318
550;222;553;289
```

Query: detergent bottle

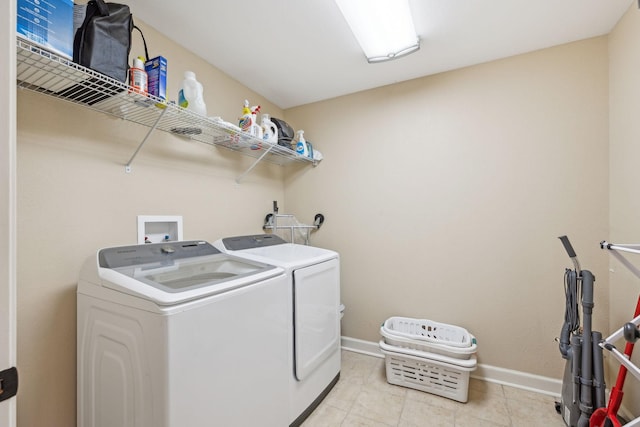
239;100;252;132
129;56;148;95
239;100;263;149
295;130;309;157
250;105;263;139
261;114;278;144
178;71;207;116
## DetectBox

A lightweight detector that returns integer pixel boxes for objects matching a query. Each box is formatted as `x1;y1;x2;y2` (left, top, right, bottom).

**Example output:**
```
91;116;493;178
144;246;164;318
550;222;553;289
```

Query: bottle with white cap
129;56;148;95
295;130;309;157
178;71;207;116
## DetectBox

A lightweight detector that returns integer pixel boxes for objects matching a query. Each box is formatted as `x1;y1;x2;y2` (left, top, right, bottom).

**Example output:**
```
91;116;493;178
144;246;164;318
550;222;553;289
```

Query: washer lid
220;240;338;268
97;241;283;305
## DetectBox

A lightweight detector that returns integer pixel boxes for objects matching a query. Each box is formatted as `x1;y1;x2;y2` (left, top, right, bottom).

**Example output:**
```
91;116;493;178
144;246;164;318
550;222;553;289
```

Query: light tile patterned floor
301;350;566;427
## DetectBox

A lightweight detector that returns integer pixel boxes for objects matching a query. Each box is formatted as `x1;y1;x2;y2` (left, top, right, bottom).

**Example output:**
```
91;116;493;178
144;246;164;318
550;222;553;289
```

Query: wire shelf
15;38;317;177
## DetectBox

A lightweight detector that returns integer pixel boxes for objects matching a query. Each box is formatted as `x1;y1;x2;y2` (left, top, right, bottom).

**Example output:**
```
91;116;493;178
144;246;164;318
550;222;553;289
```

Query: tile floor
301;350;566;427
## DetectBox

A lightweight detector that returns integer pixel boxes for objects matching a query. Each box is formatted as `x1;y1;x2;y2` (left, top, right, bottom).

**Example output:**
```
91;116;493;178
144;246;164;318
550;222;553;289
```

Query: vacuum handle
559;235;581;273
559;235;577;258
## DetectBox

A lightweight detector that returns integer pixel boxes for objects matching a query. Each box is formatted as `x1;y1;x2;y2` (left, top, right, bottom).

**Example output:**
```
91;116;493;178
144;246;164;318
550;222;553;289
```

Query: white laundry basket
379;341;476;403
379;317;478;402
382;317;474;347
380;327;477;360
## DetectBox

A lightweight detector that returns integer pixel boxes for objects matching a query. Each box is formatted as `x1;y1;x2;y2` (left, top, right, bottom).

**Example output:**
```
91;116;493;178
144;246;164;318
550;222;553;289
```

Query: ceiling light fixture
334;0;420;63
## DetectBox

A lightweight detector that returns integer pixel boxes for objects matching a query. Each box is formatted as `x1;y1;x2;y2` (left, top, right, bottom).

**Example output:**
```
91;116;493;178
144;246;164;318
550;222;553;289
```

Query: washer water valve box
17;0;74;59
137;215;183;244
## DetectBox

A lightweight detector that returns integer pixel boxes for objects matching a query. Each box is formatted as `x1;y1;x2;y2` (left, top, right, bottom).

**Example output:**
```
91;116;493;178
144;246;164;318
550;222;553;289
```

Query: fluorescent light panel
335;0;420;63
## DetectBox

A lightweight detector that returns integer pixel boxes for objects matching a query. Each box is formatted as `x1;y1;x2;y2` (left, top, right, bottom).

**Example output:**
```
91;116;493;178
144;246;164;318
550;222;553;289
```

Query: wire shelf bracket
125;107;168;173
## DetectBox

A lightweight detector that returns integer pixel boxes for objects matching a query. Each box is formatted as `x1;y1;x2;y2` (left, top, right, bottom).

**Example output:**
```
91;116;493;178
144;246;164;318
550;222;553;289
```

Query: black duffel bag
73;0;133;83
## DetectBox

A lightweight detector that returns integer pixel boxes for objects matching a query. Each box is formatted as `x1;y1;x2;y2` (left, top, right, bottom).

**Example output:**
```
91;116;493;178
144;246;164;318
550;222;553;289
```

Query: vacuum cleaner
555;236;606;427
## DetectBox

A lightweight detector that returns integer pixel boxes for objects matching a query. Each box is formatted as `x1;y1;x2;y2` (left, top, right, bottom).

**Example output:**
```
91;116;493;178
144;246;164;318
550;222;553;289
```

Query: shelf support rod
125;107;168;173
235;144;274;183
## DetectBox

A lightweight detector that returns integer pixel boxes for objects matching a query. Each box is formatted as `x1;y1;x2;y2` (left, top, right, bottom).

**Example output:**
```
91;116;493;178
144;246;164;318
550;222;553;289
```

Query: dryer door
293;258;340;381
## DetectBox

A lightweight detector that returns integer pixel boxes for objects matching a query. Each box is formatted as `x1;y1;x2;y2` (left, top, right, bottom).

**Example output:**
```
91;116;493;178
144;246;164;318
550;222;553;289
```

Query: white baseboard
341;336;562;398
341;336;385;358
471;363;561;397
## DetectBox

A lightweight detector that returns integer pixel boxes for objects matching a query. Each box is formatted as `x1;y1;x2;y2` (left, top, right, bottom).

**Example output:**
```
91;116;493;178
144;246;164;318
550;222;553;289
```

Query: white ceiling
125;0;634;109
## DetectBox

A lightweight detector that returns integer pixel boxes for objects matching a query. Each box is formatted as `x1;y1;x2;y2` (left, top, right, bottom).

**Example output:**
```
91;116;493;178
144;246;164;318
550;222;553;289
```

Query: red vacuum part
590;295;640;427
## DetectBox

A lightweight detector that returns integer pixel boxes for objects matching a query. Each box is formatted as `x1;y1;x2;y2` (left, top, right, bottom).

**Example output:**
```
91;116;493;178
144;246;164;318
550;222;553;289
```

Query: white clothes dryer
214;234;341;427
77;240;290;427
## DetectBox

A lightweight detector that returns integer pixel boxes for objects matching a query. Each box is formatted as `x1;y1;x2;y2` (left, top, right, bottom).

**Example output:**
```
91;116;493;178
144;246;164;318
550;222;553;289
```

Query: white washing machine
77;240;290;427
214;234;341;427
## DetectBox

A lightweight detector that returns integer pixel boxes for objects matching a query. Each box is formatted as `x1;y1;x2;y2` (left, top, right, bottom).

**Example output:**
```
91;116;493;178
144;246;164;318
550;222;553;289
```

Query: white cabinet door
293;258;340;381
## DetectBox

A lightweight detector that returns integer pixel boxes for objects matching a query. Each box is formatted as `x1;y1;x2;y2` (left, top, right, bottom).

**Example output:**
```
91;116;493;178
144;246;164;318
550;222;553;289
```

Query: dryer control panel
222;234;286;251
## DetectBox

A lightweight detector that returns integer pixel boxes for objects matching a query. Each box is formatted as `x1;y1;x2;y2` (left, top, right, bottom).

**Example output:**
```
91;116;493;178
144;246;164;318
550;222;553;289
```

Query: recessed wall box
137;215;183;244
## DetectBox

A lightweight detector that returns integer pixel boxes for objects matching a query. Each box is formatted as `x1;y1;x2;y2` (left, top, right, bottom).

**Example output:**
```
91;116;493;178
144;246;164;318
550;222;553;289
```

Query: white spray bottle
295;130;308;157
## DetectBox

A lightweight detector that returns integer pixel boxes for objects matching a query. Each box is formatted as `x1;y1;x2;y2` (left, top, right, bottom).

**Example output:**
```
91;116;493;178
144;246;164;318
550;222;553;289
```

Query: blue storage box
145;56;168;102
17;0;74;59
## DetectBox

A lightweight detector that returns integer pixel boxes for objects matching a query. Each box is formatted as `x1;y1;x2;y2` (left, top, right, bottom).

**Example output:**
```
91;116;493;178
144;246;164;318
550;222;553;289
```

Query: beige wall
18;9;640;426
16;21;287;427
285;37;610;378
608;4;640;416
